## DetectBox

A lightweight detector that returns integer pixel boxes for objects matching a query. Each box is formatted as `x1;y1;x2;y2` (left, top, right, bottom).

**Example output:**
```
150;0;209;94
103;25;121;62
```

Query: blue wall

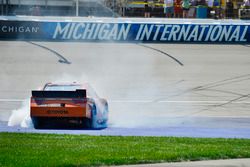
0;20;249;43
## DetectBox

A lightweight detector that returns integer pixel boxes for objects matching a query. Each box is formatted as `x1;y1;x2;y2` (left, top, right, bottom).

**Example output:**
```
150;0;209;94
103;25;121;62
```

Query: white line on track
0;99;250;104
0;99;25;102
158;100;250;104
193;115;250;118
110;100;250;104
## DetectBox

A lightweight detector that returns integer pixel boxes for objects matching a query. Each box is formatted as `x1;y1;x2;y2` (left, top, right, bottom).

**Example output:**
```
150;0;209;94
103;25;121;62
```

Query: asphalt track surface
0;41;250;138
115;159;250;167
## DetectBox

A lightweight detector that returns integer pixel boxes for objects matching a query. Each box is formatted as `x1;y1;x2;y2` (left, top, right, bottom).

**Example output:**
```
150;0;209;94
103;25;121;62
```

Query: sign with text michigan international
0;20;249;43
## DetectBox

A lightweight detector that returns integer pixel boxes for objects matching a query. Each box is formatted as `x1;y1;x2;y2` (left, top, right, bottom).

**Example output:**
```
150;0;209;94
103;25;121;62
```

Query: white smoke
8;99;33;128
7;72;187;129
108;103;186;128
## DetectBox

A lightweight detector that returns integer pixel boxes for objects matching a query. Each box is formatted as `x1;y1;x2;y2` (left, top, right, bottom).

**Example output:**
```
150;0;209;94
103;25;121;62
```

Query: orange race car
30;82;108;129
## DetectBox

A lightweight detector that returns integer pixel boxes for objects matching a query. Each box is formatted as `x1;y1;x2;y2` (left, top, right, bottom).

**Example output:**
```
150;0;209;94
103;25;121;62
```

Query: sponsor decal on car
47;110;69;114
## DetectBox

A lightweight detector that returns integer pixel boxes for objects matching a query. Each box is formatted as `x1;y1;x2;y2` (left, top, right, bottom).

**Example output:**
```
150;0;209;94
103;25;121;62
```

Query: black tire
82;118;92;128
32;117;42;129
91;104;97;129
103;103;109;122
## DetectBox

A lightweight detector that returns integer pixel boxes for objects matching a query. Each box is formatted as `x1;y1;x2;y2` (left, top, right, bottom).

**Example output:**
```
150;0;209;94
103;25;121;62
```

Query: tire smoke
8;99;33;128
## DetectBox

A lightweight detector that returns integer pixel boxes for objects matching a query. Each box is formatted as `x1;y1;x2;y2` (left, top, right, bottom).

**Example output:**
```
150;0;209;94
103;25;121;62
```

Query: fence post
1;0;3;15
113;0;115;17
6;0;9;15
76;0;79;16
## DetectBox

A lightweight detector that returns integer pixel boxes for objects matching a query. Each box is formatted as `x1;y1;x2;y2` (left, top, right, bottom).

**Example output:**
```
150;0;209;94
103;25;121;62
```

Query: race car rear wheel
32;117;43;129
82;118;92;128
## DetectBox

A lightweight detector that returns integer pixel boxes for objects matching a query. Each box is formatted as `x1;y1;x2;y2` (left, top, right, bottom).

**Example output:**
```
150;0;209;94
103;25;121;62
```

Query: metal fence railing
0;0;249;19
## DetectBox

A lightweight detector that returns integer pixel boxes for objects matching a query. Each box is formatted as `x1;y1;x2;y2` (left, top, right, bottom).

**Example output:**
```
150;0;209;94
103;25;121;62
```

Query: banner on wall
0;20;249;43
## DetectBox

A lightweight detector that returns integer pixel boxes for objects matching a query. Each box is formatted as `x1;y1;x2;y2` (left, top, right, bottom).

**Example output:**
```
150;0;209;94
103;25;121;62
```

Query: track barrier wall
0;17;249;43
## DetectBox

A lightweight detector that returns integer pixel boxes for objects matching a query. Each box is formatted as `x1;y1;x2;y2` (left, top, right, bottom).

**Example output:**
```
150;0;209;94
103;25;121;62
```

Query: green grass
0;133;250;167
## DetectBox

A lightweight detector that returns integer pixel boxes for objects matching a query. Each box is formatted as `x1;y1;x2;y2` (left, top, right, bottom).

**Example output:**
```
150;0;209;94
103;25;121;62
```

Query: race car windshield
44;84;99;98
44;85;81;91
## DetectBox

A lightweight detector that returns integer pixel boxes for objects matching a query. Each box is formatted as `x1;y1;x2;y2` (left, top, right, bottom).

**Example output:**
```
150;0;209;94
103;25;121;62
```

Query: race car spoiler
32;89;86;98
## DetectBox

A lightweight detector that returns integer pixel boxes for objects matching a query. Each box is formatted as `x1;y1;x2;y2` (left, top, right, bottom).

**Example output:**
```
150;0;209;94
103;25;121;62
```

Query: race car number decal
47;110;68;114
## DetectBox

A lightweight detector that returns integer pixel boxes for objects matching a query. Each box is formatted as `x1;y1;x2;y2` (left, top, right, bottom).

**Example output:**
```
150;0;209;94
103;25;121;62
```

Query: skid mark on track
241;44;250;48
27;42;71;64
193;74;250;91
137;44;184;66
155;74;250;101
186;93;250;117
198;89;245;96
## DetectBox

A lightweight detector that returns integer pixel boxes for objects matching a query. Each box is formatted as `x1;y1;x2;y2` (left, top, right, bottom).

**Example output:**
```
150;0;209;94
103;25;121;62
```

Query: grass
0;133;250;167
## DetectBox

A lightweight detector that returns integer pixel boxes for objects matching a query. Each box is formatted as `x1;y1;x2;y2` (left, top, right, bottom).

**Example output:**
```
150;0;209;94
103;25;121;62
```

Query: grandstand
0;0;116;17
